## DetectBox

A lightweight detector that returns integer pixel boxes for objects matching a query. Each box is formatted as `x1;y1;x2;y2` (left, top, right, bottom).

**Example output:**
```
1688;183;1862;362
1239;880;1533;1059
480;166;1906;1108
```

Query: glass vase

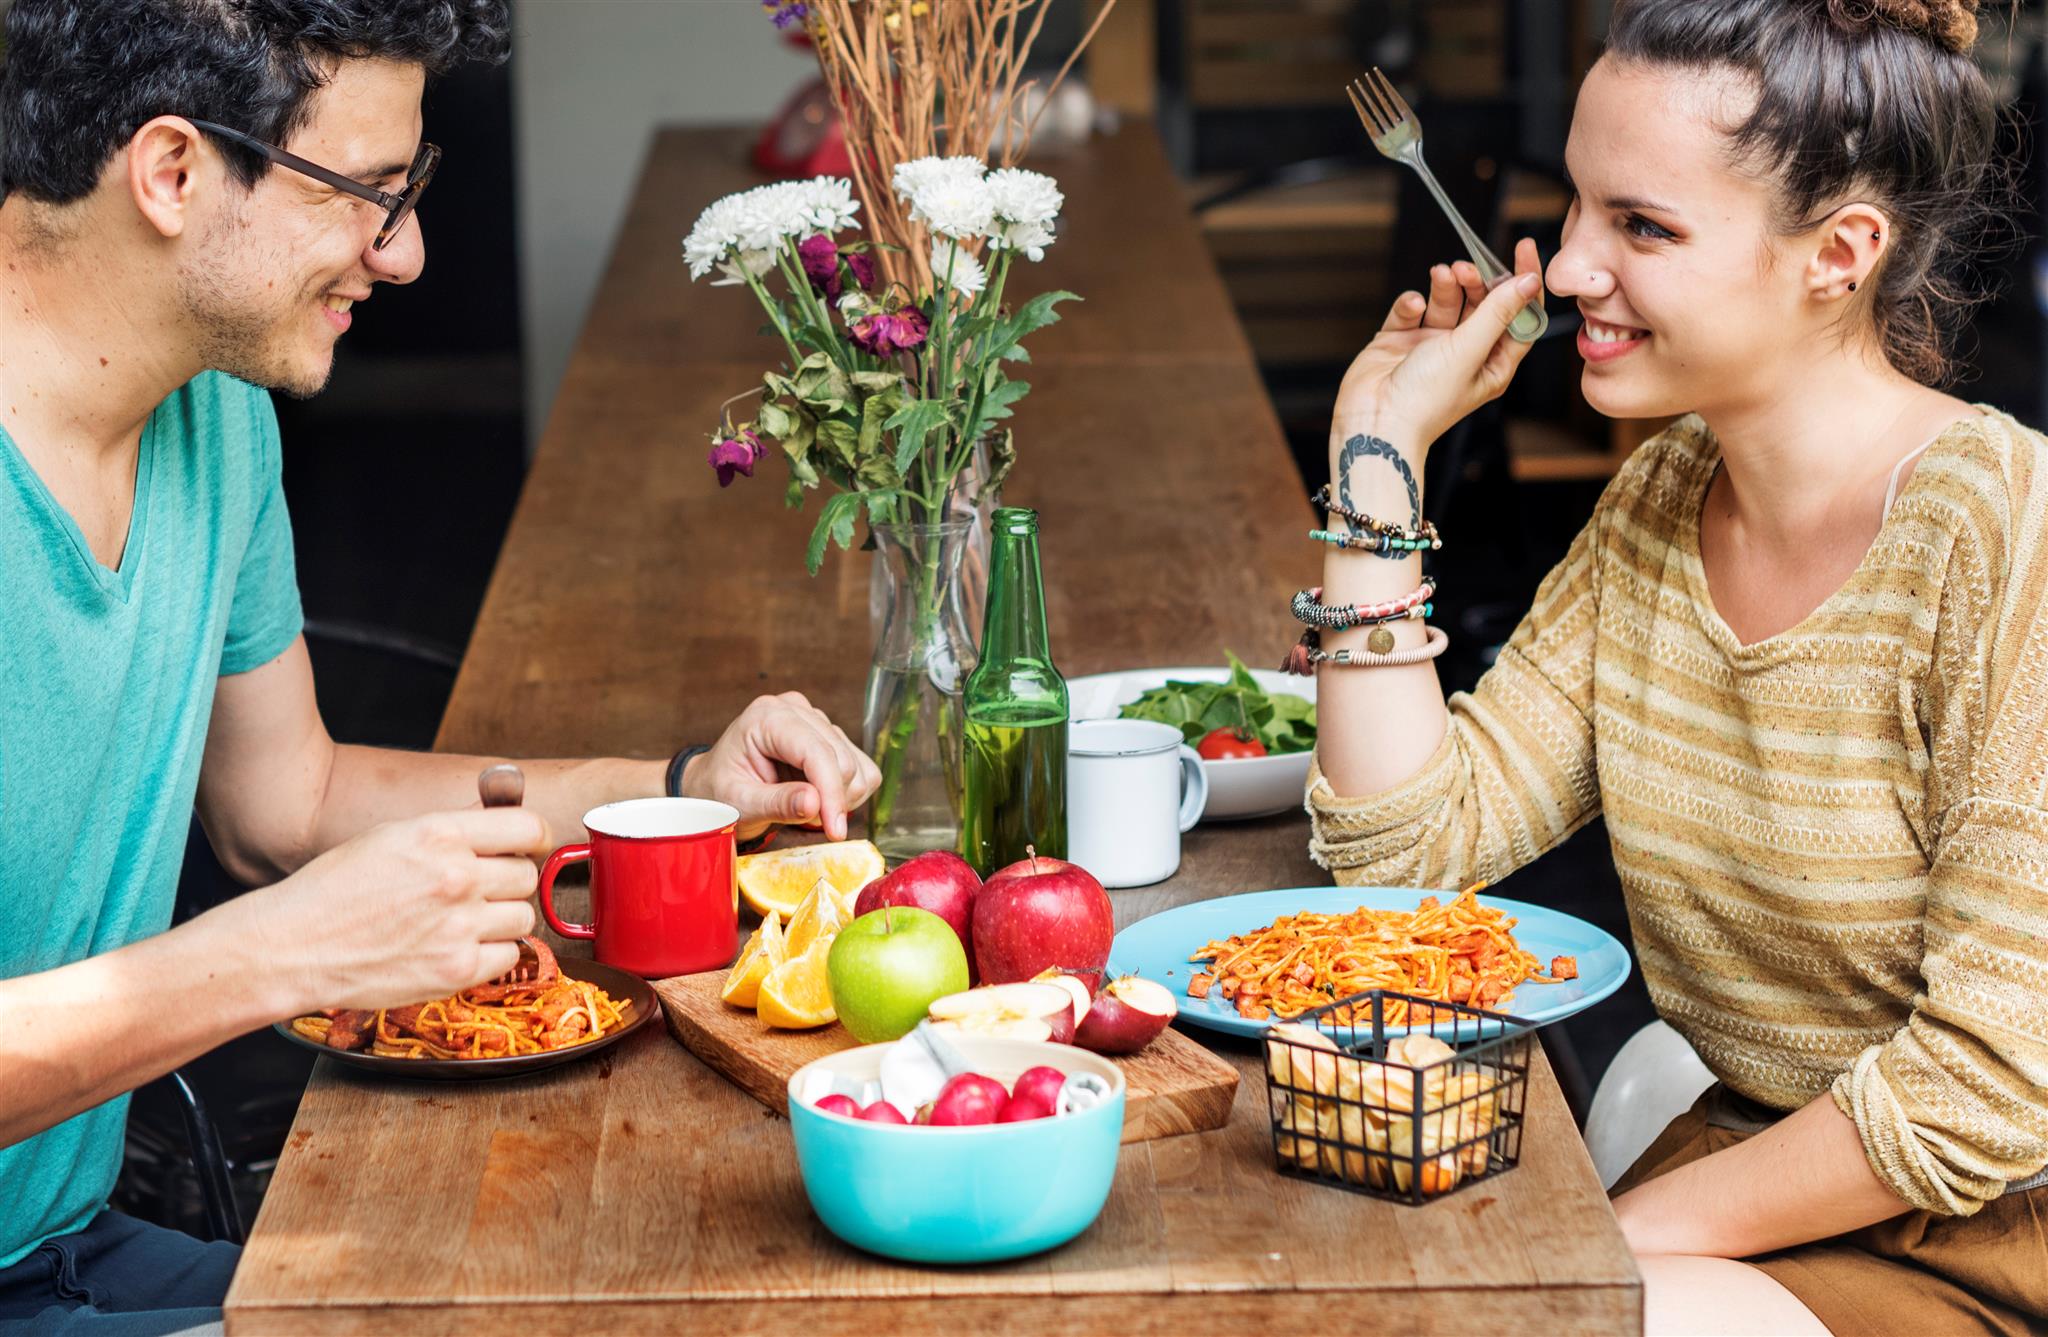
863;518;982;863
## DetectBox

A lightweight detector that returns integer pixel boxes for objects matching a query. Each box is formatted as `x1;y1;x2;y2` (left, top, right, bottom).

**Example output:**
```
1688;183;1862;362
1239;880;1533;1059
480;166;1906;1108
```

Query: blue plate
1111;886;1632;1040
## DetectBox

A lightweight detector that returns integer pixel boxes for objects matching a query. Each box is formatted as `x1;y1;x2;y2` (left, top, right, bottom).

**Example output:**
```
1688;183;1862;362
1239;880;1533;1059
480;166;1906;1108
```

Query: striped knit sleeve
1305;486;1606;888
1833;419;2048;1216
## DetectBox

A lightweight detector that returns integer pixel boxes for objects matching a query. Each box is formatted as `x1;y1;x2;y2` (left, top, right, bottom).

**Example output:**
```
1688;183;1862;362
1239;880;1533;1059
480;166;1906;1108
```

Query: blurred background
3;0;2042;1240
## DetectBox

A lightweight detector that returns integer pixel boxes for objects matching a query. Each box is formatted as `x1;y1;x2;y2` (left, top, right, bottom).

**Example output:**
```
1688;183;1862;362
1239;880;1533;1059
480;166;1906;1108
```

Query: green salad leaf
1117;651;1317;756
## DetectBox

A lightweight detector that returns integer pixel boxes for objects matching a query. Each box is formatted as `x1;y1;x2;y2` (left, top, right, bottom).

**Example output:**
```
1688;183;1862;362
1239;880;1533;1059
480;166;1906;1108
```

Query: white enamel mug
1066;719;1210;889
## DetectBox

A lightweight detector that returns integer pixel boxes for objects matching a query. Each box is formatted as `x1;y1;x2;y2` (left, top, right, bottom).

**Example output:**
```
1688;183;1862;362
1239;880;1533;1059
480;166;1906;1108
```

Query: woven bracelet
1293;582;1435;630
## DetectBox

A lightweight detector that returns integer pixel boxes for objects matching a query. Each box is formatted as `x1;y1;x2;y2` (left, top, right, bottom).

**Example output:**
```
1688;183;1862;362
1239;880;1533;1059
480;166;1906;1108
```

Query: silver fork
1347;69;1547;344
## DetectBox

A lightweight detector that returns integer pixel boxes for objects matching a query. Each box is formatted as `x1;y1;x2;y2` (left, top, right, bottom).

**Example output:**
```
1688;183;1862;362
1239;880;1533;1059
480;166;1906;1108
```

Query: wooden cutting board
654;971;1238;1143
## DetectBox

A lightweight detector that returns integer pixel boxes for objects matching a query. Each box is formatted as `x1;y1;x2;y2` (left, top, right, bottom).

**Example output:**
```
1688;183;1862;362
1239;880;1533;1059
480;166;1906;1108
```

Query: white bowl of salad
1065;655;1317;822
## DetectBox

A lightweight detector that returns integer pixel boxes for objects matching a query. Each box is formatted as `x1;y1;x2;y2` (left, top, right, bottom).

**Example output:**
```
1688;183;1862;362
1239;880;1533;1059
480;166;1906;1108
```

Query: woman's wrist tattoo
1334;434;1421;561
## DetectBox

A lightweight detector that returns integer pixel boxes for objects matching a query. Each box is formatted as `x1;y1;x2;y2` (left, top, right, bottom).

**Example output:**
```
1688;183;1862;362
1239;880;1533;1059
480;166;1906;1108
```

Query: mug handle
1176;746;1210;832
537;844;596;939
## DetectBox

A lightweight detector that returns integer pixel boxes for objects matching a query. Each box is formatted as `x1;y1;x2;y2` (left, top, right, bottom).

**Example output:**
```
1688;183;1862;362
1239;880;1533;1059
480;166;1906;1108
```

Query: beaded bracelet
1292;582;1435;631
1280;625;1450;675
1311;484;1442;547
1310;527;1439;554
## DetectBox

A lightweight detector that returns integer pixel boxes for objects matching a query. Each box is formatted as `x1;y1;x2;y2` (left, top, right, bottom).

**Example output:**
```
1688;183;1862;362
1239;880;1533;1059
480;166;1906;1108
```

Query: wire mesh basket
1262;989;1534;1205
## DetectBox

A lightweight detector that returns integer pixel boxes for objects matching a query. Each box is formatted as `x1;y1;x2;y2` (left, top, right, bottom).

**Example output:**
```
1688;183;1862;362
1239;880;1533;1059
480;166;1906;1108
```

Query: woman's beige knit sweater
1308;411;2048;1216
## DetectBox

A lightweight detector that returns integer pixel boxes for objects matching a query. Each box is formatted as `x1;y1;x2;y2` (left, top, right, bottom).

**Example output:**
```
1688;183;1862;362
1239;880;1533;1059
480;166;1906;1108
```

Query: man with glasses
0;3;880;1329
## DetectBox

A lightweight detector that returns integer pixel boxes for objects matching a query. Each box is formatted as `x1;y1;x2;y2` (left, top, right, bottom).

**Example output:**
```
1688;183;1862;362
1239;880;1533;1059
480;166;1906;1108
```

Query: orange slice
784;878;848;958
719;915;787;1009
736;840;884;922
758;936;837;1029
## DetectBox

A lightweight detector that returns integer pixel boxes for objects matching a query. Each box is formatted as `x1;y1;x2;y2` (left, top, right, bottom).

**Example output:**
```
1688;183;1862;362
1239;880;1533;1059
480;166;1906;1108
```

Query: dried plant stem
798;0;1116;295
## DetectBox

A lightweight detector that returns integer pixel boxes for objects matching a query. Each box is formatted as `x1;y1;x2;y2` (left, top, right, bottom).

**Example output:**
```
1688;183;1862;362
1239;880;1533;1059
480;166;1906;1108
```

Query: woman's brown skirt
1614;1089;2048;1337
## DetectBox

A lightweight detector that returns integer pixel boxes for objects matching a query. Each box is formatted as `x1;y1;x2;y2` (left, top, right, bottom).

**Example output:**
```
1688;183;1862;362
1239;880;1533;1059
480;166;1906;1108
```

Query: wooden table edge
227;1280;1643;1333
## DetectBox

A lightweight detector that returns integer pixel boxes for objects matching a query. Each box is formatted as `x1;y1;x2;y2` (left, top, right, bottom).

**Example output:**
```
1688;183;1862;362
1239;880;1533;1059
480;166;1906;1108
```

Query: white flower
683;195;744;280
986;218;1056;262
837;289;874;319
985;167;1062;225
795;176;861;235
892;155;986;201
908;174;995;240
729;181;807;252
710;249;776;287
930;240;987;298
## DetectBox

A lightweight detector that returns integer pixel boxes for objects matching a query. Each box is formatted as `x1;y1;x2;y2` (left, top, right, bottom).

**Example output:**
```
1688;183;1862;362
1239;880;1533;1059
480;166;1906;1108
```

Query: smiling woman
1298;1;2048;1334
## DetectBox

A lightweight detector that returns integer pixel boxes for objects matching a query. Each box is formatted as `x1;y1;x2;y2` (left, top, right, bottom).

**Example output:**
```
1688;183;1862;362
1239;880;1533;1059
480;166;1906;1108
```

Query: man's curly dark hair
0;0;510;204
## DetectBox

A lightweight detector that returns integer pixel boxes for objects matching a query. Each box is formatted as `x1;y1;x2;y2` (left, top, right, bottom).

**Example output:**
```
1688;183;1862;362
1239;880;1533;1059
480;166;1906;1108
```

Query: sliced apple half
1073;975;1177;1055
927;981;1075;1044
1032;968;1095;1030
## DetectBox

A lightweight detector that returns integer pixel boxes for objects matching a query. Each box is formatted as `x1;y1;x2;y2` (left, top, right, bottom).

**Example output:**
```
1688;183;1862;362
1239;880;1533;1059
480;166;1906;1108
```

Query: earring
1872;231;1881;241
1848;281;1858;292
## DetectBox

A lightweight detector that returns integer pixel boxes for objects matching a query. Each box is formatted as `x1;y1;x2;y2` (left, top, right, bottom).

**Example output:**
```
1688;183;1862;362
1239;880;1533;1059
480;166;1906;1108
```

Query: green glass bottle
959;507;1068;875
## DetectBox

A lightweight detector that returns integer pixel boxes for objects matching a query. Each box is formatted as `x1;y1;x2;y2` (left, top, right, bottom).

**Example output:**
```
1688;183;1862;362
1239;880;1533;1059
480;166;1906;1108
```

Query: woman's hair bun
1833;0;1981;54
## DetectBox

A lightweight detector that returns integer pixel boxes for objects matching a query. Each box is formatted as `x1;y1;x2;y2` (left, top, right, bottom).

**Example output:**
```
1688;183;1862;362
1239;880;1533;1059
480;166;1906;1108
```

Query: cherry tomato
1197;727;1267;760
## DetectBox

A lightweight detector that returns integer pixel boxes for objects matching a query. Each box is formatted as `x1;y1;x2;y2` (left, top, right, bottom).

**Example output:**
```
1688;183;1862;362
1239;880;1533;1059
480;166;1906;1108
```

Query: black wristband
666;744;712;798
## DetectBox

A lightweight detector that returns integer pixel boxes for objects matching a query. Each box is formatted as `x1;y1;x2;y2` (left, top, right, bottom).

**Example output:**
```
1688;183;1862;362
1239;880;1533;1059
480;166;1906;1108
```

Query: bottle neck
981;510;1050;665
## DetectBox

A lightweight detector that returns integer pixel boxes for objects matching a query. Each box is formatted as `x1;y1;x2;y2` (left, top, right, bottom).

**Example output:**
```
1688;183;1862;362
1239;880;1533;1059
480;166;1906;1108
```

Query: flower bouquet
686;158;1075;858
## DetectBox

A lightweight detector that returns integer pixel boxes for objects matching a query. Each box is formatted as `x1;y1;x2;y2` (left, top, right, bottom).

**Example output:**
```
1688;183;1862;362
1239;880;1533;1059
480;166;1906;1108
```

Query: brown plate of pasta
274;940;656;1080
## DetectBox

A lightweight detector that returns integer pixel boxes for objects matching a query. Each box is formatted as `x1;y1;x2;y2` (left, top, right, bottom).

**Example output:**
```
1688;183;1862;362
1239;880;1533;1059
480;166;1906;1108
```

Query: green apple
828;905;971;1044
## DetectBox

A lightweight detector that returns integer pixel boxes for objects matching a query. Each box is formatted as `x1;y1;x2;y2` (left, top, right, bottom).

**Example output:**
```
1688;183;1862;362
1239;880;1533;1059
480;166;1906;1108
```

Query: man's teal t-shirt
0;371;303;1267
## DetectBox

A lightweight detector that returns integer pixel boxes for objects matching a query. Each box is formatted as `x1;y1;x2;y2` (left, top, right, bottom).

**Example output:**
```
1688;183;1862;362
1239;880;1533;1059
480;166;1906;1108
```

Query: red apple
814;1094;862;1118
927;1072;1009;1125
1011;1065;1067;1112
858;1100;909;1124
1073;975;1177;1055
974;853;1114;990
1033;968;1095;1030
856;850;982;968
927;982;1075;1044
998;1094;1055;1122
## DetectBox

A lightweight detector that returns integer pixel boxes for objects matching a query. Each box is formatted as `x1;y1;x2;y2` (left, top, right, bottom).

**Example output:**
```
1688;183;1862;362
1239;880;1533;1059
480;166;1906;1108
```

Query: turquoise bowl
786;1037;1126;1264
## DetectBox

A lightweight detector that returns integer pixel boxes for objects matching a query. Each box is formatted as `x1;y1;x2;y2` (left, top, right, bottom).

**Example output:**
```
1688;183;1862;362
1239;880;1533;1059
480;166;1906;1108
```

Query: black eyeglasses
186;119;440;251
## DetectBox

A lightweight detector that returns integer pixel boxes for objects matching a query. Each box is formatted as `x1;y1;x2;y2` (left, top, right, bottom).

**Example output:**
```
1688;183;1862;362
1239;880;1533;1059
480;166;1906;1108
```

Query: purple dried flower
709;426;766;487
850;308;930;356
844;249;877;290
798;233;843;300
765;1;809;30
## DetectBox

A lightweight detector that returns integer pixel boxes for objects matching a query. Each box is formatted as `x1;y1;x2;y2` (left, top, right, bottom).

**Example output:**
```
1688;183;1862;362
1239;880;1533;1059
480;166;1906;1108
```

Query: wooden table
226;126;1640;1334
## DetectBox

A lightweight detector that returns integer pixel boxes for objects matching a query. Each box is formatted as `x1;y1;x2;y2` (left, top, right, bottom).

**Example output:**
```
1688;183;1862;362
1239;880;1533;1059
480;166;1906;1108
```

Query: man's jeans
0;1212;237;1335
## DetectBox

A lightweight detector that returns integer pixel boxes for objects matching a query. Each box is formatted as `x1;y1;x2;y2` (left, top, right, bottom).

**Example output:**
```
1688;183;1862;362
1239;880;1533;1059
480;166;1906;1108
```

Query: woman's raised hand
1331;239;1546;454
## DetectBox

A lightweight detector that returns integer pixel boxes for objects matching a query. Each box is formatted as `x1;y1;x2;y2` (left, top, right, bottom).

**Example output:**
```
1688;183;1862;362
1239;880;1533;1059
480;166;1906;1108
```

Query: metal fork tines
1345;69;1546;343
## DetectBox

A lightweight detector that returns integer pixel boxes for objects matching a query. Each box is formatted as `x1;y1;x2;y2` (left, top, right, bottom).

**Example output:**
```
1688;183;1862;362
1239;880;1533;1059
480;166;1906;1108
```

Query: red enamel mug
537;797;740;977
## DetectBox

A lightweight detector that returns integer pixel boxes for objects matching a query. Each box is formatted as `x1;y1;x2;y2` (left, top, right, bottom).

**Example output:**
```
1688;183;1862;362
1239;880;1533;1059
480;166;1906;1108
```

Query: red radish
858;1100;909;1124
926;982;1076;1044
927;1072;1009;1125
855;850;983;971
1011;1065;1067;1113
974;851;1114;990
998;1094;1055;1122
814;1094;862;1118
1073;975;1178;1055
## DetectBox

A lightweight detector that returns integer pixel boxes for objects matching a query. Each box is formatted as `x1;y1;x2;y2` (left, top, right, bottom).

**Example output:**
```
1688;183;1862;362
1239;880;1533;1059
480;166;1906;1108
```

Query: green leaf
816;418;859;468
756;401;795;439
980;427;1017;498
851;370;905;395
977;377;1031;423
805;490;863;575
884;399;952;475
1115;665;1317;755
984;290;1080;363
